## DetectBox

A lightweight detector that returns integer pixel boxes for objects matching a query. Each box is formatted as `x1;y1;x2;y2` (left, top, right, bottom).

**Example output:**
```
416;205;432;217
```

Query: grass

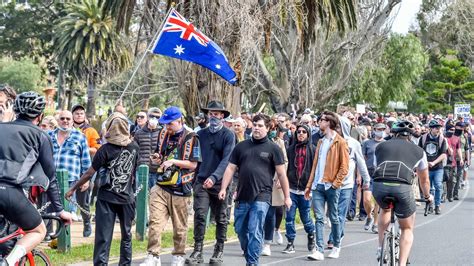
44;223;238;265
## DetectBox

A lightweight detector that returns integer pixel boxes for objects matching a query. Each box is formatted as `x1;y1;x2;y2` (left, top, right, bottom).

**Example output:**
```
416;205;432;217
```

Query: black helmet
428;119;442;128
391;120;414;136
14;92;46;118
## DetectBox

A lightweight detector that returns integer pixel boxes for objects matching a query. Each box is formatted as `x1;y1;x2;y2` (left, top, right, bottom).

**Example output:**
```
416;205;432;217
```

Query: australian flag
152;9;238;85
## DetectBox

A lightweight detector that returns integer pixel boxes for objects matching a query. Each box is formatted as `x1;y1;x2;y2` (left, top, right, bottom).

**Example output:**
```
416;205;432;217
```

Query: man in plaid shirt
48;110;92;237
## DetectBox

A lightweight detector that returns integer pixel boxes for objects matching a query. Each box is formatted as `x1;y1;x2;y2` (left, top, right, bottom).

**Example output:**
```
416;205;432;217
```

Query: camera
157;165;178;182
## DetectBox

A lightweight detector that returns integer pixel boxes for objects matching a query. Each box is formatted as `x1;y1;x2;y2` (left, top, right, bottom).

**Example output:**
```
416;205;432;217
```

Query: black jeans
93;199;135;266
193;181;227;243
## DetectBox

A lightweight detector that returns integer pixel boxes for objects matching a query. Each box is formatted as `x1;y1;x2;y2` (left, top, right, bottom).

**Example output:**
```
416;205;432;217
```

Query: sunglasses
136;115;146;119
59;117;71;121
149;115;160;119
297;130;307;134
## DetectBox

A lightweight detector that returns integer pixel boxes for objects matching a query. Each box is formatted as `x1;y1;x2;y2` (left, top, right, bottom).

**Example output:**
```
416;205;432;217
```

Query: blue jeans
148;173;158;189
328;188;352;244
429;168;444;207
68;181;77;213
312;184;341;251
234;201;270;265
285;192;315;242
348;182;366;219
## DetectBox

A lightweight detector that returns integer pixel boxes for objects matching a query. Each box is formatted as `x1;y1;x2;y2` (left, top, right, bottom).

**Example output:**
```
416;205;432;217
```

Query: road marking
264;183;471;265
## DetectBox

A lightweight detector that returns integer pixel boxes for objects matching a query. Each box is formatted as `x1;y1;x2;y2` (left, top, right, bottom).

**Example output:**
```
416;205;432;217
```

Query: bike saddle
382;196;397;204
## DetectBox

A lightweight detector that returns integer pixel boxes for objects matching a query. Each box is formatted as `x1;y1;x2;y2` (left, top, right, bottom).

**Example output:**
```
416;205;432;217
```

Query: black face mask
445;131;454;138
454;129;463;136
198;121;207;128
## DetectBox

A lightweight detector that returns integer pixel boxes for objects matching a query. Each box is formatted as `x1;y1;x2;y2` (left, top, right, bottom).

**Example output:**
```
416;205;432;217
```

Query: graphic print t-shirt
92;142;139;204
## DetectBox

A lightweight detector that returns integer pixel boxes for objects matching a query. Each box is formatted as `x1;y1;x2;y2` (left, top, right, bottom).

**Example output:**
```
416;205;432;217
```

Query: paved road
130;170;474;265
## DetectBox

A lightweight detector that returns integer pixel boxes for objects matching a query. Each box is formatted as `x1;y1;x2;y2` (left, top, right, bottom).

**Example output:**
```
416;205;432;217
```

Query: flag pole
119;7;175;101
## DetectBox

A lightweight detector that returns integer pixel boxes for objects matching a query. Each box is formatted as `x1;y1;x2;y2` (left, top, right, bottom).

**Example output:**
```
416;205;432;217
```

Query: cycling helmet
13;92;46;118
428;119;442;128
391;120;414;136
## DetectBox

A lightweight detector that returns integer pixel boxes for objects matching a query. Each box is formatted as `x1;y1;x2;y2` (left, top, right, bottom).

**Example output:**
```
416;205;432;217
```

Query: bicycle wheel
379;231;391;266
19;249;52;266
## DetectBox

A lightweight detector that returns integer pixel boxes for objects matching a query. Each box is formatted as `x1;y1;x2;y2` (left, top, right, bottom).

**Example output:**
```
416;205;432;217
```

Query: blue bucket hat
159;106;182;124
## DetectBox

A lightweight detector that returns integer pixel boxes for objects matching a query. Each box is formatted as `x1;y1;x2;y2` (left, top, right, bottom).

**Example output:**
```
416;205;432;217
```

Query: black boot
209;242;224;264
185;242;204;264
83;220;92;237
307;233;316;251
435;206;441;215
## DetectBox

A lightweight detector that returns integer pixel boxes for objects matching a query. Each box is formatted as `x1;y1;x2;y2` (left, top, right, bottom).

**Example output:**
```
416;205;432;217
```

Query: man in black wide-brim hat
186;101;235;265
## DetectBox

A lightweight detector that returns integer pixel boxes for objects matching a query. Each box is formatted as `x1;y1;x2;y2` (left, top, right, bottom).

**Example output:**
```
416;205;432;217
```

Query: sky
391;0;423;34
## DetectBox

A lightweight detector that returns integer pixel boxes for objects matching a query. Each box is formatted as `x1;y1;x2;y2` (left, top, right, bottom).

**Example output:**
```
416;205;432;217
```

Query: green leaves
0;57;43;93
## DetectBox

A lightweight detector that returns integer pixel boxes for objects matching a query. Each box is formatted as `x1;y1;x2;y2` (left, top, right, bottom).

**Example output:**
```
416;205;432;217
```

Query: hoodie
286;124;316;192
339;116;371;189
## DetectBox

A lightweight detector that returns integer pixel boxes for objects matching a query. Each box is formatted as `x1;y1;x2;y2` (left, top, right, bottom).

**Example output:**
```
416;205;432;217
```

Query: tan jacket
306;132;349;189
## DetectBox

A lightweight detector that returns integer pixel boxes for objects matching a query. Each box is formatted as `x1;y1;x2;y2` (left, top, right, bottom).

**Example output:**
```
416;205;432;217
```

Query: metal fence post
57;169;71;252
136;165;149;241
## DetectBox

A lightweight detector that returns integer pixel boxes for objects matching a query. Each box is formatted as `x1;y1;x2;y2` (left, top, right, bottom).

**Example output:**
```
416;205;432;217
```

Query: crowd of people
0;85;473;266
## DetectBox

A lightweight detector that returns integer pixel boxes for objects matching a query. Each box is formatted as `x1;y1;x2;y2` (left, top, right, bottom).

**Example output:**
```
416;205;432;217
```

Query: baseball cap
159;106;182;124
71;104;86;113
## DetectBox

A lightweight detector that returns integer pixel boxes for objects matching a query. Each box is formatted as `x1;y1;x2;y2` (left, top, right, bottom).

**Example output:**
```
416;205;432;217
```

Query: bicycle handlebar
40;213;66;239
415;199;430;216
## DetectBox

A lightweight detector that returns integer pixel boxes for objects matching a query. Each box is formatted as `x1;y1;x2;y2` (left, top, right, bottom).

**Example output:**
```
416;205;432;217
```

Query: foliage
54;0;132;116
412;50;473;113
0;57;43;93
347;34;428;110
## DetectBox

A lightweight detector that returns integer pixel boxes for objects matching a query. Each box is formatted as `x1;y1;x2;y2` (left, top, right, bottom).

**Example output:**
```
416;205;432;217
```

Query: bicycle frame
379;200;400;266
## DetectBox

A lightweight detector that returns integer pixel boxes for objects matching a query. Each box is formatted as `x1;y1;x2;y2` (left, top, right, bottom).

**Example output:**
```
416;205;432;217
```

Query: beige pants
147;185;190;256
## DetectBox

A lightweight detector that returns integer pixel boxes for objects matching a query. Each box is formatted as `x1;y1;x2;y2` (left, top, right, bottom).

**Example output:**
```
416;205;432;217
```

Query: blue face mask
268;130;277;139
209;116;223;133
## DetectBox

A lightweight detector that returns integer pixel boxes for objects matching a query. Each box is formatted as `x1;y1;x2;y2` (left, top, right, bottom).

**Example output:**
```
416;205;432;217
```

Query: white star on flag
174;45;185;55
215;64;221;69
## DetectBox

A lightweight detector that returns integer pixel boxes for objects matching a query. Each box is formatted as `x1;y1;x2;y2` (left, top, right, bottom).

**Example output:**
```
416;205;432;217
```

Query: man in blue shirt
49;110;92;236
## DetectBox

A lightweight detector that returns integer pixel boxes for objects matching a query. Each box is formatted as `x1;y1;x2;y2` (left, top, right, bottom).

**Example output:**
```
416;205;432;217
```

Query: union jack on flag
162;10;210;46
152;8;237;85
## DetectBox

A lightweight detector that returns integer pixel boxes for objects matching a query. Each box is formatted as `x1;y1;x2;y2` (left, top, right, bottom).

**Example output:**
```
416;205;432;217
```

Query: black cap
71;104;86;113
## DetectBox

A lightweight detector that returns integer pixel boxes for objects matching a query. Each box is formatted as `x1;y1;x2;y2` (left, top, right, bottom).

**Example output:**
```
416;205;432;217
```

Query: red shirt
447;136;460;166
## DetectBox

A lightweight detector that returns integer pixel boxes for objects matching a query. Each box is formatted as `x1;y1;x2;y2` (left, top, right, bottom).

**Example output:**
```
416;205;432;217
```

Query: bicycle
0;213;66;266
378;197;429;266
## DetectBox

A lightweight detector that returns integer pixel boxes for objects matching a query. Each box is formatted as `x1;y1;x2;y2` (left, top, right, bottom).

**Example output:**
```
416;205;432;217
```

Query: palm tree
55;0;131;117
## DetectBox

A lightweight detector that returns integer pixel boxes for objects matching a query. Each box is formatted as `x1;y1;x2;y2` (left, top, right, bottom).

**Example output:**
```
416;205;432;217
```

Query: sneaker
453;196;459;201
435;206;441;215
371;225;378;234
327;247;340;259
71;212;79;222
282;242;295;254
364;217;374;231
77;215;83;222
376;247;382;261
171;255;185;266
274;231;283;245
261;244;271;256
308;250;324;261
327;242;334;250
140;254;161;266
307;233;316;251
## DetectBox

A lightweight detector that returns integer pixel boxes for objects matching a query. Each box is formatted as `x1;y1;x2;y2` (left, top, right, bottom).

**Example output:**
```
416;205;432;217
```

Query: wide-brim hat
201;101;230;118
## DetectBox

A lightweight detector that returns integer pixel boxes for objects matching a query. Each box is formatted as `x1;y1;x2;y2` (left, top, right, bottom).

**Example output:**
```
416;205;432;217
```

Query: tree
54;0;131;117
0;57;43;93
413;50;473;113
346;34;428;109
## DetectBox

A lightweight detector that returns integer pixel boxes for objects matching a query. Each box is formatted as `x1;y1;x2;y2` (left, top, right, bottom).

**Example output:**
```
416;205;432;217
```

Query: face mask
374;131;384;138
209;117;223;133
148;118;158;128
58;127;72;133
445;131;454;138
454;129;463;136
268;130;277;139
198;121;207;128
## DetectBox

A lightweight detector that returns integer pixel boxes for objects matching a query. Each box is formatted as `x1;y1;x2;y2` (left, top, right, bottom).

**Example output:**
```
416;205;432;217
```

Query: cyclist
372;121;433;266
0;92;72;266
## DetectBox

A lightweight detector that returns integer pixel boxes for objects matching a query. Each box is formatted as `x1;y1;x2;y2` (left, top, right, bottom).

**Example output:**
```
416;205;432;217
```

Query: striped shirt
48;129;91;182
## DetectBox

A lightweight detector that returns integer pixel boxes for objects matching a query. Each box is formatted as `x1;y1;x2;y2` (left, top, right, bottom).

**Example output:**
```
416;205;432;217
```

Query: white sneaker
71;212;79;222
327;247;340;259
308;250;324;261
171;255;185;266
139;254;161;266
274;231;284;245
261;244;271;256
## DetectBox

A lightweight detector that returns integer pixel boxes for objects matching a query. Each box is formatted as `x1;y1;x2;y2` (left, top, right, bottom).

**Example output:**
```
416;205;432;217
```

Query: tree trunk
86;73;96;118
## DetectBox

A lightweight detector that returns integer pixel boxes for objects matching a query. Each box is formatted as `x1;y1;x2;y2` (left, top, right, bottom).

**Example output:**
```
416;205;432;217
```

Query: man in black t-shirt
218;113;292;266
66;112;139;265
418;120;447;214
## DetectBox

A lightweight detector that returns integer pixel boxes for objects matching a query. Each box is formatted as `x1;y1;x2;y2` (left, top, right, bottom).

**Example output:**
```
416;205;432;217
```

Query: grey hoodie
339;116;371;189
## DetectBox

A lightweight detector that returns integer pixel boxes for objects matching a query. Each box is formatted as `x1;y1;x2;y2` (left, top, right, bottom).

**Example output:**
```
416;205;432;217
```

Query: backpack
421;134;448;167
